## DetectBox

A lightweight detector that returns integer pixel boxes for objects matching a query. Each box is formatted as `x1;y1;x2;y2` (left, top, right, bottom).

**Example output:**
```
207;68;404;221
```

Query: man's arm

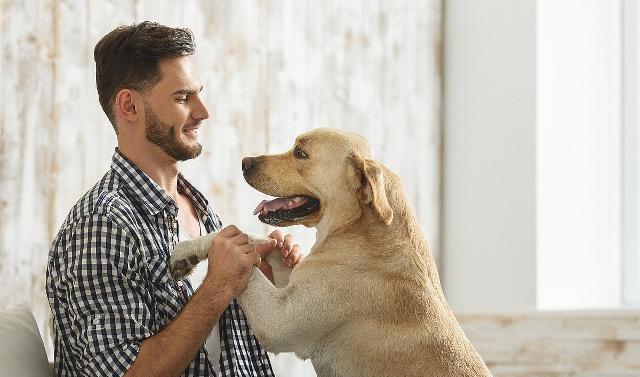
125;225;276;377
124;276;232;377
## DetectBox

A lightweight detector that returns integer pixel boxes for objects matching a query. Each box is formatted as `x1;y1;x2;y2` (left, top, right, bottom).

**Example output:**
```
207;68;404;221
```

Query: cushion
0;302;51;377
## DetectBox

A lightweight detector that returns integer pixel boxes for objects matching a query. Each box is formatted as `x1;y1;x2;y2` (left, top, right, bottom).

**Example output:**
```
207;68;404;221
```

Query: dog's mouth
253;195;321;226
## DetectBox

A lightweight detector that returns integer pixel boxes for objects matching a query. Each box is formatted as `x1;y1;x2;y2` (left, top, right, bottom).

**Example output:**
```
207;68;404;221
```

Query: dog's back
294;163;492;377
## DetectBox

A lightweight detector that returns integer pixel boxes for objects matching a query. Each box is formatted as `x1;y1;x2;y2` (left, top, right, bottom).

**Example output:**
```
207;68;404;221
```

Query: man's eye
293;146;308;159
177;97;188;103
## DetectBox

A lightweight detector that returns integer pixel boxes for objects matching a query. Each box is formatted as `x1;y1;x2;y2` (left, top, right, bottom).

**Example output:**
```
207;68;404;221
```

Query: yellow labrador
171;128;492;377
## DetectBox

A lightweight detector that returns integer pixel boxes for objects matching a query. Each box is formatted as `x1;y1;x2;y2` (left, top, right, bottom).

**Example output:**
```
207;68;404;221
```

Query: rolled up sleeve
47;214;153;376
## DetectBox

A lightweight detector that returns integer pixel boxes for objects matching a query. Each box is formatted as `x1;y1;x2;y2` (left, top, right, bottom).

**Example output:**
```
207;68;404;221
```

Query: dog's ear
349;154;393;225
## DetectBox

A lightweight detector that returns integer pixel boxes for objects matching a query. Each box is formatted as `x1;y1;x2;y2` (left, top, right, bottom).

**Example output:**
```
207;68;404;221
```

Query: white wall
443;0;623;313
443;0;537;313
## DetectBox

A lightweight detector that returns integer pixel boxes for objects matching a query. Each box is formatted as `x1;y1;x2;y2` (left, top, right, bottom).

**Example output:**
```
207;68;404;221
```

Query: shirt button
93;319;100;325
177;281;184;287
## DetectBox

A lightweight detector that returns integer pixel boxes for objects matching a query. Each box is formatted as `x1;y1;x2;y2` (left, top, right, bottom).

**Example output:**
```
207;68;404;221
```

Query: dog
171;128;493;377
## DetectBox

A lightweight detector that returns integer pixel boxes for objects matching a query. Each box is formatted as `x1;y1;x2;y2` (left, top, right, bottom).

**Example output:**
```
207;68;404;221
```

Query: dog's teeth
254;196;309;216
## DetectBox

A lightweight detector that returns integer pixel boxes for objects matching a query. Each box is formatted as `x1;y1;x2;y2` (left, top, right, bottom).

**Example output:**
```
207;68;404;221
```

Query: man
46;21;302;377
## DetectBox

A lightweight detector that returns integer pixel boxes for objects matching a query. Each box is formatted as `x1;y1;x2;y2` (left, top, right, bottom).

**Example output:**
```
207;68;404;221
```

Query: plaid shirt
46;149;275;377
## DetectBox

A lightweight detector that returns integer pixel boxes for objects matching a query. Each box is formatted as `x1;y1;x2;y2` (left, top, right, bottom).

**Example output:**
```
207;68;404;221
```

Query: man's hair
94;21;195;133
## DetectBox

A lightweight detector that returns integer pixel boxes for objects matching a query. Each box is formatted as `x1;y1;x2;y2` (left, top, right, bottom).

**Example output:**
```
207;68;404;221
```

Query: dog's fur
171;128;492;377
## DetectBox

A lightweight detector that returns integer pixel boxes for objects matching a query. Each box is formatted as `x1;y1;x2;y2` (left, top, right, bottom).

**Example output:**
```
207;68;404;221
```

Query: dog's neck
313;165;445;299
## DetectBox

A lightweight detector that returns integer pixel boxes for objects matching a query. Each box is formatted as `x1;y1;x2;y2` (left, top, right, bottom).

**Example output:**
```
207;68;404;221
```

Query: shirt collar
177;172;209;219
111;148;208;218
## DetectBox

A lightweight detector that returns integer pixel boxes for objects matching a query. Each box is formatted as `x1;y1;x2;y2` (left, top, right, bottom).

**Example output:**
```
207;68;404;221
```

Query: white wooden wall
0;1;442;375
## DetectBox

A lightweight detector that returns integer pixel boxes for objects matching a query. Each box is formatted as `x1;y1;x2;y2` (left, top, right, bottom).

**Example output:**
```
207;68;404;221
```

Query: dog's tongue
253;197;308;215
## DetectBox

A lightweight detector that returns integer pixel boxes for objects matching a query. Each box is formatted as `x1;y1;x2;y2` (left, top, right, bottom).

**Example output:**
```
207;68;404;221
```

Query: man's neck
117;144;181;200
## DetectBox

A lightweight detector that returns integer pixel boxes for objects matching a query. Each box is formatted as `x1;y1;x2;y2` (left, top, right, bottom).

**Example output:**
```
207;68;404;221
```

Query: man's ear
349;153;393;225
114;89;140;122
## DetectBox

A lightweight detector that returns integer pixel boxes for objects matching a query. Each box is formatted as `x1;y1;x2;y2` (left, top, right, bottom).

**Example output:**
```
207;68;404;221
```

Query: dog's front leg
171;232;217;279
238;269;297;353
238;269;344;357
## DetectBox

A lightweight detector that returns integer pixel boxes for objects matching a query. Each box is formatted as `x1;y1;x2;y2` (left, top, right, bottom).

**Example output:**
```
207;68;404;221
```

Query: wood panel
0;1;442;375
459;312;640;376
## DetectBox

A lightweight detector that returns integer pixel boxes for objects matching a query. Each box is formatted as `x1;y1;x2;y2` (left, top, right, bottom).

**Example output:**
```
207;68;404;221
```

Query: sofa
0;301;51;377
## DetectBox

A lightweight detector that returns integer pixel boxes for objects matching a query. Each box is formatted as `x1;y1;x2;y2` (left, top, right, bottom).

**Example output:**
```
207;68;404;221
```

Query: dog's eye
293;146;309;159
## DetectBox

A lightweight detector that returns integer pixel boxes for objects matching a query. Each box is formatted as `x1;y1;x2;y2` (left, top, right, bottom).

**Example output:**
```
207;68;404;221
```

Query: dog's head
243;128;393;230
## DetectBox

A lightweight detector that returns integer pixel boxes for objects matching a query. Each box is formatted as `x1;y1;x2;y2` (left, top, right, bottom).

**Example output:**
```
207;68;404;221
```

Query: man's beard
144;103;202;161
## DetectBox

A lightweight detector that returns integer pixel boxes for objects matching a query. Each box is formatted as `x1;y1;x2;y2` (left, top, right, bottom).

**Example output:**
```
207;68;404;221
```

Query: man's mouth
182;127;199;137
253;195;321;225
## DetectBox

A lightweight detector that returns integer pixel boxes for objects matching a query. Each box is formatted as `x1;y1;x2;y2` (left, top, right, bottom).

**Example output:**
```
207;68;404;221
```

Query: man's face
142;55;209;161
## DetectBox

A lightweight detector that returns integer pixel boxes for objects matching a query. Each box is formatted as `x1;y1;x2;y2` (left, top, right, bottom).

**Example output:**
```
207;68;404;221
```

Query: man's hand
256;230;304;283
205;225;277;298
270;230;304;267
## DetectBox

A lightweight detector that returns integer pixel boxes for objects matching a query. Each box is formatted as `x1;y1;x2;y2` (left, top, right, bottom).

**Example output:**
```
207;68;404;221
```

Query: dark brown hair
94;21;195;133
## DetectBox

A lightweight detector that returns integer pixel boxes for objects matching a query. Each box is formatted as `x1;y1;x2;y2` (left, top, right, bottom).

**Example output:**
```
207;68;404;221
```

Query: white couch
0;302;51;377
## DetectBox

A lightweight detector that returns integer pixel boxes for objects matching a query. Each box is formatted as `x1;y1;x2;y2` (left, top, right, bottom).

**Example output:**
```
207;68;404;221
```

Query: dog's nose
242;157;256;172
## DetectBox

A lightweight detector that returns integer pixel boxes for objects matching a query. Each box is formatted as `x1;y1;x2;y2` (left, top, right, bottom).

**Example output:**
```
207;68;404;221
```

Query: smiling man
46;21;302;377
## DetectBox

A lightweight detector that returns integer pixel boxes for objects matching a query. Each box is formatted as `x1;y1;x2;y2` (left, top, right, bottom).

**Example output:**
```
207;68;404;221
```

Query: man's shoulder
47;169;146;279
61;169;140;231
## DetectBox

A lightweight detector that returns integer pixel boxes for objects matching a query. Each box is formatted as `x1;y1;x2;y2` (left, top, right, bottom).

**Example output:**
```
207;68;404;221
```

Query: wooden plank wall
459;312;640;377
0;1;442;375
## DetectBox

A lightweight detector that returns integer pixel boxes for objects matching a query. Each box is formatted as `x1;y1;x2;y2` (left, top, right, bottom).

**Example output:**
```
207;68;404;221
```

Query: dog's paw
171;254;201;280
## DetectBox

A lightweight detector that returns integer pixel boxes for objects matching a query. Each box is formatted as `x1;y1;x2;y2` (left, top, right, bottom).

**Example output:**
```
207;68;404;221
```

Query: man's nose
192;97;210;120
242;157;256;172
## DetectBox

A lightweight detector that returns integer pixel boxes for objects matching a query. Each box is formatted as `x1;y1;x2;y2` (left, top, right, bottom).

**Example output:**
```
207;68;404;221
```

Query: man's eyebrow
171;86;204;95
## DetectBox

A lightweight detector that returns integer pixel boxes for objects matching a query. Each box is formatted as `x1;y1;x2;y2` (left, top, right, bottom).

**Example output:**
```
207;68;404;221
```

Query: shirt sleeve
48;213;153;376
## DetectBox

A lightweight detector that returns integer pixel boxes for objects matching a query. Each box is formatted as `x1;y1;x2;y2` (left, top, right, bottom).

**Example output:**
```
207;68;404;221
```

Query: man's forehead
156;55;203;91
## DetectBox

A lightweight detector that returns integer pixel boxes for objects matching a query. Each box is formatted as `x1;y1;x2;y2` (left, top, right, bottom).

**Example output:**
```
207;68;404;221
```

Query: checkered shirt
46;149;275;377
